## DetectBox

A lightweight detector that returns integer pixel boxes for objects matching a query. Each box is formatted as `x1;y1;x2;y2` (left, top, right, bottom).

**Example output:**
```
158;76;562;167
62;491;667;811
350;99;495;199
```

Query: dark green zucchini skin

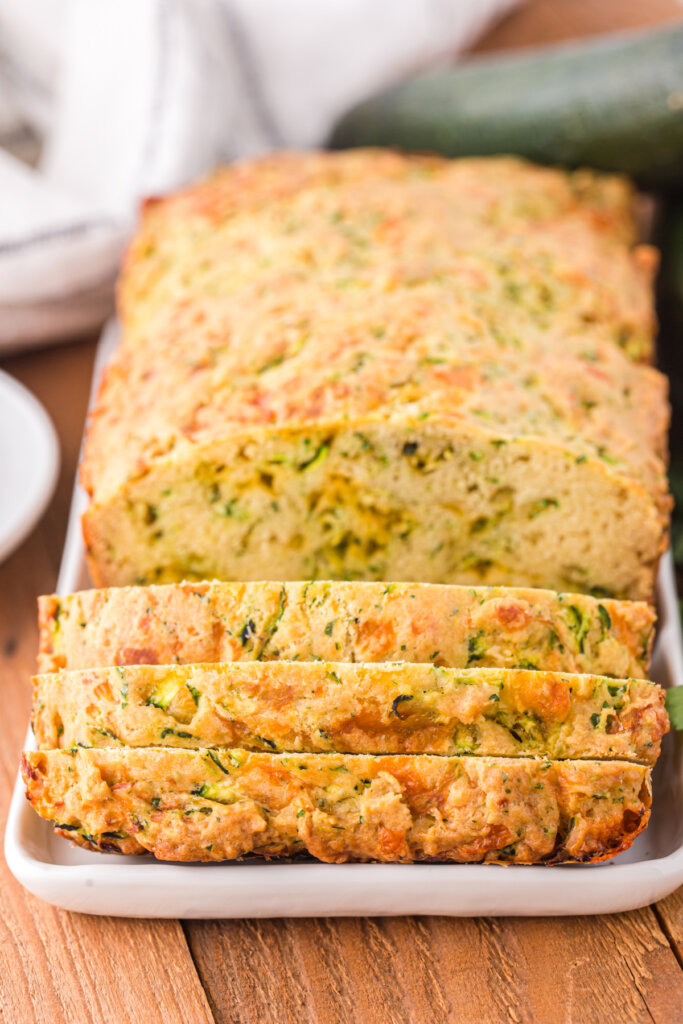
330;24;683;190
655;201;683;571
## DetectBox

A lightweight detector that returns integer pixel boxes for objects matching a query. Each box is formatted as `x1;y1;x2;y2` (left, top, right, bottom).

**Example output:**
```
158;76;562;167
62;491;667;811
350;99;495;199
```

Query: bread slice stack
23;580;668;864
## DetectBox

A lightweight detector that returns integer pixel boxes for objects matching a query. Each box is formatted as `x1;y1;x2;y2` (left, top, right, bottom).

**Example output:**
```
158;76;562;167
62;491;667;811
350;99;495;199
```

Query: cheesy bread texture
21;747;651;864
38;580;655;678
80;151;669;599
32;662;668;765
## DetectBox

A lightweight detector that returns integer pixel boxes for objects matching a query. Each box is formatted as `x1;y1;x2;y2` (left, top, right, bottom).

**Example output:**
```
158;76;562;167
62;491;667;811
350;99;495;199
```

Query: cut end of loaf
82;418;667;601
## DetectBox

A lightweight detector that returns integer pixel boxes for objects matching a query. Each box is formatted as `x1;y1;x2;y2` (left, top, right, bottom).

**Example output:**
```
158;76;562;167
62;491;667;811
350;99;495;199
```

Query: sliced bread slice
22;746;651;864
32;661;668;764
38;580;655;678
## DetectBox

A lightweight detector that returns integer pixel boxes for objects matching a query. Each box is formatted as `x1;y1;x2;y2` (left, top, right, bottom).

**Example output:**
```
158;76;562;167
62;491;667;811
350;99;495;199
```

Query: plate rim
0;369;59;564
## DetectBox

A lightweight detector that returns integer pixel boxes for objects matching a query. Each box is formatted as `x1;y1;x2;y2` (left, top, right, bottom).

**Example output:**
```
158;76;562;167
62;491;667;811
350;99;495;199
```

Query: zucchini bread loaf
22;747;651;864
81;151;670;599
32;661;668;763
37;580;655;678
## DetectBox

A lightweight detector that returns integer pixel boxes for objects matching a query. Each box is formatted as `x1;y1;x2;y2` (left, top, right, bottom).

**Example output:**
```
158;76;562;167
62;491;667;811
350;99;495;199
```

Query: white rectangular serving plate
5;322;683;918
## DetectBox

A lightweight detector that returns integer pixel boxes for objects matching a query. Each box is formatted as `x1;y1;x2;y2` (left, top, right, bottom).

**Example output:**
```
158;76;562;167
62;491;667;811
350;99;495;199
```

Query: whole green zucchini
656;200;683;578
330;23;683;190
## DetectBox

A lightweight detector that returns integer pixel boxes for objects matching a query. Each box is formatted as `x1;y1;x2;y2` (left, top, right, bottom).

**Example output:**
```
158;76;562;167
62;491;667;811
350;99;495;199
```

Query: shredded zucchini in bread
22;747;651;864
32;662;668;765
38;579;655;678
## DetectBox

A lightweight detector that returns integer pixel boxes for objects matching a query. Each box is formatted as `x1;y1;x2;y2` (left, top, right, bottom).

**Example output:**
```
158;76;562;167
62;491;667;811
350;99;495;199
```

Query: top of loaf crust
82;150;665;506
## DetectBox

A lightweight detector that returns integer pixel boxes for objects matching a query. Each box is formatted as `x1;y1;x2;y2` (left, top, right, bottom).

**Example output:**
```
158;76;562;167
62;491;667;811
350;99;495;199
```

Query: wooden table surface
2;2;683;1022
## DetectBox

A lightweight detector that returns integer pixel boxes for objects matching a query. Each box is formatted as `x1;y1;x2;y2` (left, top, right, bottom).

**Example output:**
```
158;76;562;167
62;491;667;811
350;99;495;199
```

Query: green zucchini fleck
565;605;591;653
195;783;232;804
391;695;414;718
528;497;559;518
298;441;330;471
598;604;612;632
146;677;182;710
255;585;288;659
256;735;277;750
95;727;123;744
206;750;230;774
240;619;257;647
467;631;487;665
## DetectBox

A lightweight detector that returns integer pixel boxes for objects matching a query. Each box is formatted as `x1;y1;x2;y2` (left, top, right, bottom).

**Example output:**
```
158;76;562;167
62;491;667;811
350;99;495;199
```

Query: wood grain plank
474;911;683;1024
655;887;683;966
473;0;682;55
0;339;215;1024
186;909;683;1024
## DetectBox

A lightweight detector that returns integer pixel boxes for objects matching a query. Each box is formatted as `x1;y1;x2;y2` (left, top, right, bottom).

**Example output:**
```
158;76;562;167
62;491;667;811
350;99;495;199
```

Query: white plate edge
0;370;60;564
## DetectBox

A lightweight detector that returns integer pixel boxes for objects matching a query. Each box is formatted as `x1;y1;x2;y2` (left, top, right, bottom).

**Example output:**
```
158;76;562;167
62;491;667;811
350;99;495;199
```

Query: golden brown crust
37;580;656;677
32;662;668;765
22;747;651;865
79;151;669;598
117;151;655;358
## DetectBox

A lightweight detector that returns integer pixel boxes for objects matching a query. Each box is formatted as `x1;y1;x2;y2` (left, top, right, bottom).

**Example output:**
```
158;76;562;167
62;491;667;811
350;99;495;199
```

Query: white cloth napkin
0;0;519;352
